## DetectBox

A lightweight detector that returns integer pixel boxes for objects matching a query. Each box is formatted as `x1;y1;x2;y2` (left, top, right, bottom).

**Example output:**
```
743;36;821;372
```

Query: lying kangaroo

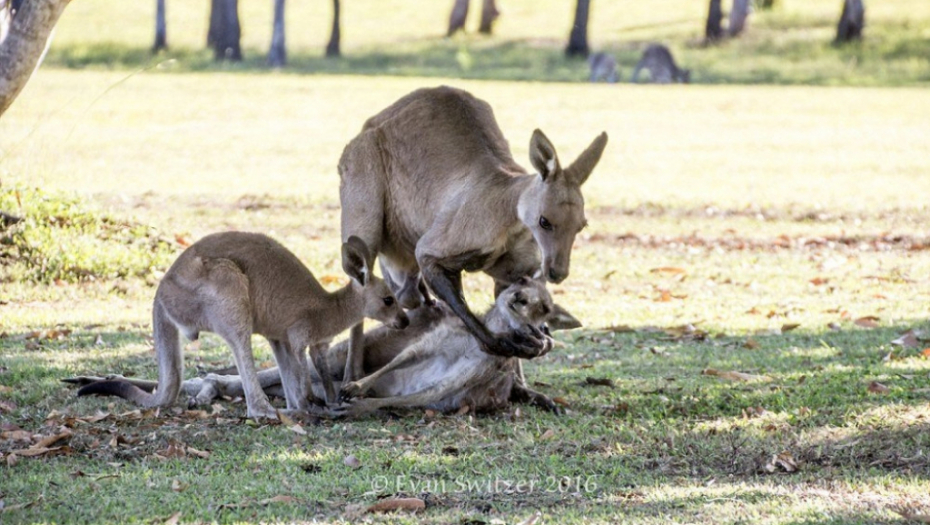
77;232;408;419
339;86;607;374
341;277;558;415
631;44;690;84
68;279;572;415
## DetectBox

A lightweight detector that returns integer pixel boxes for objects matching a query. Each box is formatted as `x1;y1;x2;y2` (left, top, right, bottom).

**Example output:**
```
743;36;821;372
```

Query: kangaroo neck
316;283;364;338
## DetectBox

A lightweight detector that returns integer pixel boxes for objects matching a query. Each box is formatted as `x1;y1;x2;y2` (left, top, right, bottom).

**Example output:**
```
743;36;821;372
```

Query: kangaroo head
518;129;608;284
496;276;555;332
342;236;410;330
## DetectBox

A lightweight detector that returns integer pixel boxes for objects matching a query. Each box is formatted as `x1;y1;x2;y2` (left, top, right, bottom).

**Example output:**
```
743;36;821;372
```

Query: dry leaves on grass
763;451;799;474
365;497;425;514
854;316;881;328
702;368;772;382
219;495;300;510
868;381;890;394
894;507;930;523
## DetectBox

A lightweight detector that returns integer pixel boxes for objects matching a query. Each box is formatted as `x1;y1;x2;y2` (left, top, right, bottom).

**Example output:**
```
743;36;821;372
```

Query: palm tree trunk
565;0;591;57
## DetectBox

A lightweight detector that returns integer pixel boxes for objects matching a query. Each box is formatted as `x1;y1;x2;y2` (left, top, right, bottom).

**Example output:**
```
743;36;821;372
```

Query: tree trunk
565;0;591;58
447;0;469;37
268;0;285;66
478;0;499;34
835;0;864;43
325;0;340;57
728;0;750;37
705;0;724;42
0;0;69;118
153;0;167;52
1;0;12;45
207;0;241;61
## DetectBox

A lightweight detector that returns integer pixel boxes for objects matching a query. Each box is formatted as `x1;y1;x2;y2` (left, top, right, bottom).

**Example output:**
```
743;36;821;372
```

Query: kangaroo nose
394;314;410;330
547;267;566;283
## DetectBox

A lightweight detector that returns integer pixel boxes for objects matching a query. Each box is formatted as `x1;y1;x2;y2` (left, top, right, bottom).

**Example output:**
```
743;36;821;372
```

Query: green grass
1;1;930;523
31;0;930;86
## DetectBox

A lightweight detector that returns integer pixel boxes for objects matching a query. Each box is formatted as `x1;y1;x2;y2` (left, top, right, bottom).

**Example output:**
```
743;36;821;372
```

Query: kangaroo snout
545;264;568;284
393;313;410;330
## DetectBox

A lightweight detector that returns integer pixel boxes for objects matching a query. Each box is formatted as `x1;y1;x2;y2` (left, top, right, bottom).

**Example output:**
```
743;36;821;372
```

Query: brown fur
77;232;408;419
338;86;606;371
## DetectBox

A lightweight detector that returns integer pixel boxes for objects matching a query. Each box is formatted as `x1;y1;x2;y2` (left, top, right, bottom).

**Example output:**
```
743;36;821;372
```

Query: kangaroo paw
339;380;367;400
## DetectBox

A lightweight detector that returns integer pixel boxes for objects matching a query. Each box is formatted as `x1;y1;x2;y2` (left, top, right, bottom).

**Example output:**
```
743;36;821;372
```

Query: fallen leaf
8;446;63;457
171;479;188;492
174;234;191;247
517;511;543;525
539;429;555;440
781;323;801;333
650;267;686;275
604;324;634;333
868;381;890;394
702;368;772;382
743;338;761;349
163;512;181;525
891;330;922;348
584;377;615;388
186;447;210;459
809;277;829;286
32;429;72;449
922;349;930;358
344;455;361;469
551;397;570;408
365;497;425;514
287;424;307;436
763;451;798;473
854;316;880;328
827;322;841;331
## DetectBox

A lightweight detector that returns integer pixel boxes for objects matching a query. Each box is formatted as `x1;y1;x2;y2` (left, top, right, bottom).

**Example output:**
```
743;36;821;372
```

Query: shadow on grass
42;26;930;86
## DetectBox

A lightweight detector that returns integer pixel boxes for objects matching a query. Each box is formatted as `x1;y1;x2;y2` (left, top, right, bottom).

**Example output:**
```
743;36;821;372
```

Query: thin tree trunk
447;0;469;37
705;0;724;42
268;0;285;66
153;0;167;52
478;0;499;34
835;0;864;43
0;0;69;118
0;0;12;45
728;0;750;37
208;0;241;61
565;0;591;58
325;0;340;57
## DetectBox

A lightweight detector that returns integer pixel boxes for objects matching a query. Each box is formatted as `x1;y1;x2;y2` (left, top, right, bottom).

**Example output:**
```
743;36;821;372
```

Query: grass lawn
1;1;930;523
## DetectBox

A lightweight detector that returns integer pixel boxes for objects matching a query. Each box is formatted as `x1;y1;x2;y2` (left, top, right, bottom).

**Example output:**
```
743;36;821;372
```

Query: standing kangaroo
632;44;690;84
338;86;607;380
77;232;408;419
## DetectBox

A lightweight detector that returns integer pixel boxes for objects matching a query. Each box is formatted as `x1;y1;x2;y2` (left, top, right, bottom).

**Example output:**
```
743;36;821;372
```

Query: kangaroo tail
77;380;155;404
83;301;184;407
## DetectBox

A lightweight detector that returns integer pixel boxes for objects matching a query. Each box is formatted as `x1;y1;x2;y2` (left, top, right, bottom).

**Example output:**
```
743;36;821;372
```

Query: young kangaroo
340;277;557;414
631;44;690;84
338;86;607;376
77;232;408;419
588;52;620;83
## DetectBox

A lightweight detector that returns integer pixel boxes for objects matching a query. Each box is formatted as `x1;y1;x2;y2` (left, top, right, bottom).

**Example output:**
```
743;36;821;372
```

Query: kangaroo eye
539;216;553;231
383;297;395;307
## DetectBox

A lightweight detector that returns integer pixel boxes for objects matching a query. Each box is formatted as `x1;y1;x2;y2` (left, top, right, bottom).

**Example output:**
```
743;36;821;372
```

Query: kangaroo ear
341;236;371;286
547;303;583;331
529;129;560;181
565;132;608;187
